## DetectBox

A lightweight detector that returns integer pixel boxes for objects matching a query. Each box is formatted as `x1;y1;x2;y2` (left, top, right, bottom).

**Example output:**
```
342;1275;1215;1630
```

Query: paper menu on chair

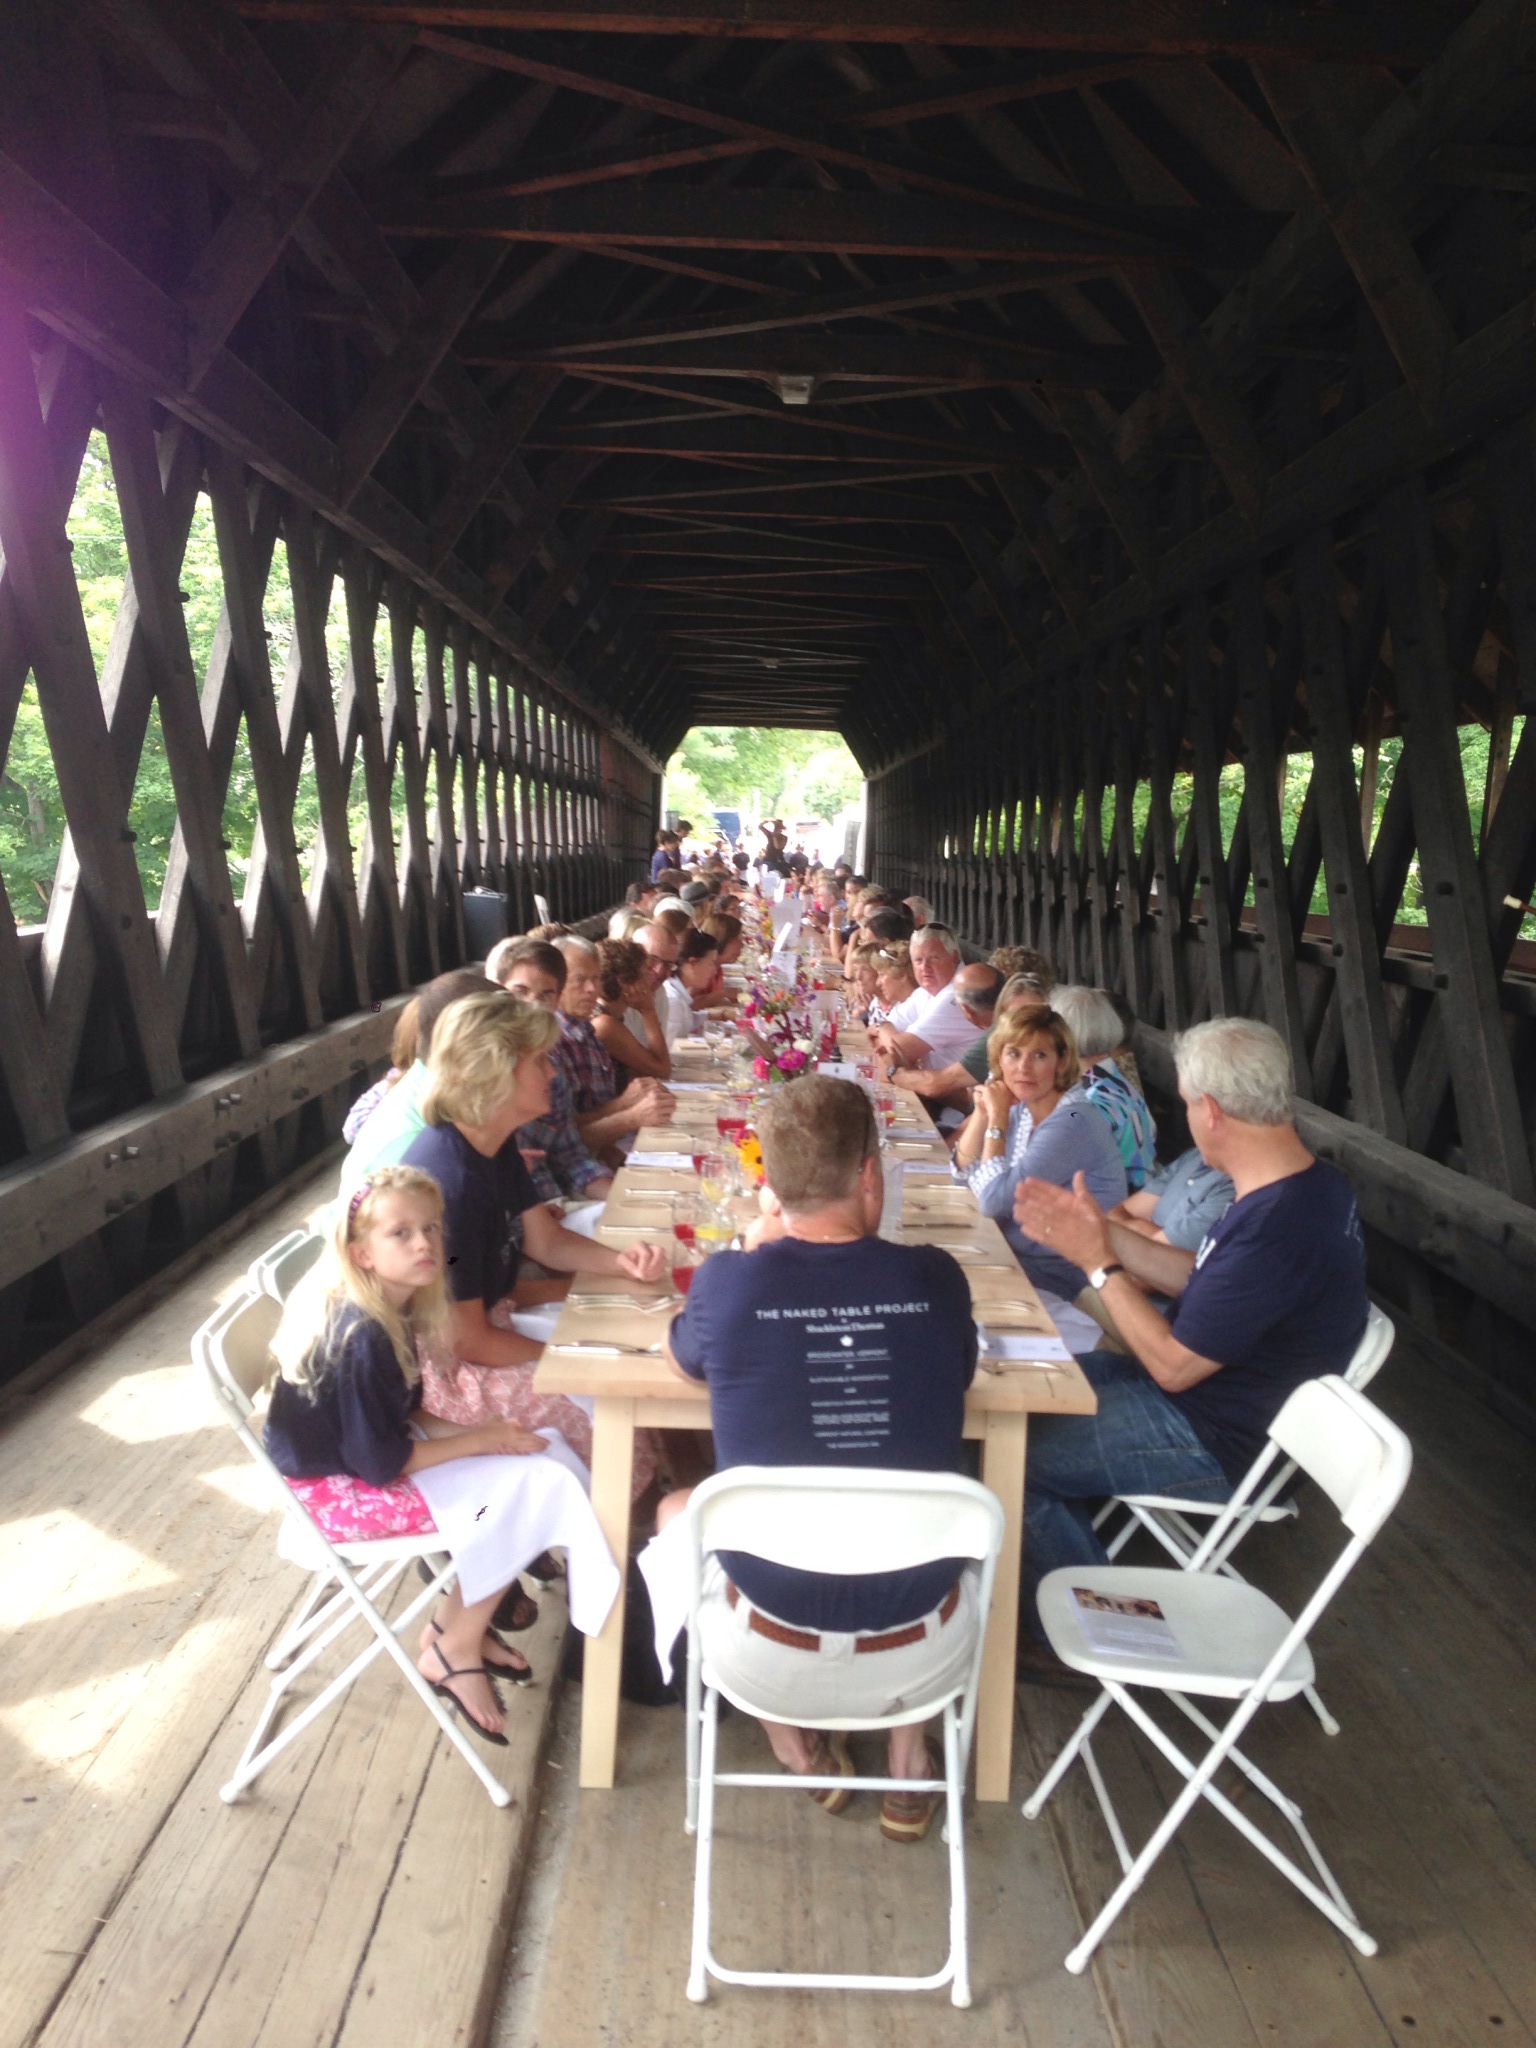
1070;1588;1183;1661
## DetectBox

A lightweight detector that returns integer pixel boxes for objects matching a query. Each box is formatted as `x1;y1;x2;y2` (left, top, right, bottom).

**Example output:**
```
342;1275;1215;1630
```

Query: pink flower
752;1055;770;1080
778;1048;808;1073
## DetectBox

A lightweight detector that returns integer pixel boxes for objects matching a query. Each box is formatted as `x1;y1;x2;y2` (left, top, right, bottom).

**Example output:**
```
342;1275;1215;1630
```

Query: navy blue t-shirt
1169;1159;1367;1481
401;1121;542;1310
264;1304;422;1488
670;1235;978;1631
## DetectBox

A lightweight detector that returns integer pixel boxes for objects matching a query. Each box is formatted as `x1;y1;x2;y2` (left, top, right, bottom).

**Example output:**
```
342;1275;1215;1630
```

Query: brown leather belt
725;1578;960;1654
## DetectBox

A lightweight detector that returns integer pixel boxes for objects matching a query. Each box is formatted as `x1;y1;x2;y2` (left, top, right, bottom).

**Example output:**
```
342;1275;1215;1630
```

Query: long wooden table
533;973;1097;1802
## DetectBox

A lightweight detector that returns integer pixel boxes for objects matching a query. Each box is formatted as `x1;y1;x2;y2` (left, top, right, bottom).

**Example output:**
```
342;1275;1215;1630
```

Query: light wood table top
536;949;1095;1797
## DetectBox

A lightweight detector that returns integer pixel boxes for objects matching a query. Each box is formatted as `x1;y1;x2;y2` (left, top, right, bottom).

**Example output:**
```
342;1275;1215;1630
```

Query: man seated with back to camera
1009;1016;1368;1684
656;1075;978;1844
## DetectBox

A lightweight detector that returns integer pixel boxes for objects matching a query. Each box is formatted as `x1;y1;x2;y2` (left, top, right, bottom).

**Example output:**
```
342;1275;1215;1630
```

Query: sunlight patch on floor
79;1365;222;1445
0;1513;177;1630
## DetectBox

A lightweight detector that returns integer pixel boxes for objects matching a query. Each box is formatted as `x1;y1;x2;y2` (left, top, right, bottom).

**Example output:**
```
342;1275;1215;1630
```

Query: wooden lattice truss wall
3;0;1536;1388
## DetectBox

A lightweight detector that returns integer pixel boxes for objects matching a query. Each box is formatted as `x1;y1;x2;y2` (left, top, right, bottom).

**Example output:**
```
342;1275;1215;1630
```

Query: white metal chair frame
1091;1302;1395;1736
682;1466;1004;2008
1024;1375;1412;1973
194;1288;511;1809
246;1226;325;1303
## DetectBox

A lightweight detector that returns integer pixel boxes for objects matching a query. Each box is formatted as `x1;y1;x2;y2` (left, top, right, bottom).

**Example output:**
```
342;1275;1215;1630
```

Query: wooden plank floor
0;1164;562;2048
503;1325;1536;2048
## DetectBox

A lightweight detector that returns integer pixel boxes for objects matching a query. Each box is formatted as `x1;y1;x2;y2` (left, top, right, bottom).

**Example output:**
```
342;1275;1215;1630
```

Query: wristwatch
985;1125;1006;1141
1087;1262;1125;1290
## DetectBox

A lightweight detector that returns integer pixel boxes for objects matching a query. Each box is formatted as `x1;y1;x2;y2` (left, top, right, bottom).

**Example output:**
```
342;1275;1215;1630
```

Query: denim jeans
1022;1351;1230;1631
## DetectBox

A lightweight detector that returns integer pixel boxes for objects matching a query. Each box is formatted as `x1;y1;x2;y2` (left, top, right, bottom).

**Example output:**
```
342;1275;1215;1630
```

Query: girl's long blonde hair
273;1165;452;1395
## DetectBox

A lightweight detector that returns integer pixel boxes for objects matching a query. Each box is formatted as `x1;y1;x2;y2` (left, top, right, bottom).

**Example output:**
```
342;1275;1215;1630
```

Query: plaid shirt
553;1010;617;1113
517;1058;607;1203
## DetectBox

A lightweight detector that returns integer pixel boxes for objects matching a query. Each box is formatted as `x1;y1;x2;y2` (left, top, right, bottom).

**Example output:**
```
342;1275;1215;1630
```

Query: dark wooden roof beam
235;4;1448;66
464;326;1159;391
384;185;1273;269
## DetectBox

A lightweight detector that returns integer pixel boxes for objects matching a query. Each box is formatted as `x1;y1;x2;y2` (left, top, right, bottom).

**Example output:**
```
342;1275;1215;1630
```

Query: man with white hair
868;923;979;1071
1009;1016;1367;1683
904;895;932;929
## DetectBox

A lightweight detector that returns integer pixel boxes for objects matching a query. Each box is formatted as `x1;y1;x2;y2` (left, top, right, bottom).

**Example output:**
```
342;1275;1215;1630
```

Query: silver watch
985;1124;1006;1141
1087;1262;1125;1290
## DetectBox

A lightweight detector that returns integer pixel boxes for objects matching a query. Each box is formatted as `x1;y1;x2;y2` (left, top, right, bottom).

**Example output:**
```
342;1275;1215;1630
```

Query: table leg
578;1395;636;1790
975;1410;1027;1803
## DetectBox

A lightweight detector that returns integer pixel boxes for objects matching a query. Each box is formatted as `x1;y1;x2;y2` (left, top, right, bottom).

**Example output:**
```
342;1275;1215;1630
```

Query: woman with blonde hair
266;1165;553;1736
867;938;916;1029
400;990;666;1486
952;1003;1127;1301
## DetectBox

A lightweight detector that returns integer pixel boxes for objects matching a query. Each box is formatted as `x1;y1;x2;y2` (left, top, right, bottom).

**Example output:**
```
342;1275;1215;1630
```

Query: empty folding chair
247;1227;324;1304
194;1287;511;1808
1090;1303;1395;1736
533;891;552;925
682;1466;1004;2007
1024;1375;1411;1972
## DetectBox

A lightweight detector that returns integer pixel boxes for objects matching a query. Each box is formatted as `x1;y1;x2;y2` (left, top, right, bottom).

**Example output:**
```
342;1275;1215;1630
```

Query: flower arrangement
753;1044;809;1084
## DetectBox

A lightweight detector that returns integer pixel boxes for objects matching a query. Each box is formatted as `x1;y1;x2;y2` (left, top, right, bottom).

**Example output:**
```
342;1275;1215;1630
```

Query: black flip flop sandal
424;1640;509;1747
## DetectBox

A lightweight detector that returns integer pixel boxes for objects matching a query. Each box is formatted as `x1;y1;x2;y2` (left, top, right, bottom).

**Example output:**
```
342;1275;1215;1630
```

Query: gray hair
997;970;1051;1012
911;921;960;957
554;933;597;959
1174;1017;1294;1127
1049;986;1124;1062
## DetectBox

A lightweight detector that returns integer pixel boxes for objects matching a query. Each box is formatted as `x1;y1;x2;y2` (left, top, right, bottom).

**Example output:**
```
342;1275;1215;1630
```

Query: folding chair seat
1092;1302;1395;1736
193;1288;511;1809
1024;1375;1411;1973
246;1227;325;1303
682;1466;1004;2007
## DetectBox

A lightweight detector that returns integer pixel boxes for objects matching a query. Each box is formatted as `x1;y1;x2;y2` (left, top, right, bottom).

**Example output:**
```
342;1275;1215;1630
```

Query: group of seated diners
261;846;1370;1822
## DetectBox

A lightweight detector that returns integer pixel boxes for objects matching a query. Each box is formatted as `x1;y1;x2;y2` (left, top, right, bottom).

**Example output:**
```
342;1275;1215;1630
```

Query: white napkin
668;1081;723;1093
636;1513;692;1685
412;1437;621;1626
975;1329;1073;1366
1034;1287;1114;1358
632;1150;697;1169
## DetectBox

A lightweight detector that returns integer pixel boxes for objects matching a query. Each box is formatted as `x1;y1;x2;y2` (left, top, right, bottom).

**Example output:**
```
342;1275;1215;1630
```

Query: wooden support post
1292;528;1405;1137
1376;476;1533;1200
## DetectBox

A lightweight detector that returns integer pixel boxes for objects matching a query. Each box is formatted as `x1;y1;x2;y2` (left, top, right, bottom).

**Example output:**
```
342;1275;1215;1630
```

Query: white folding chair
1091;1304;1395;1736
532;891;551;925
246;1227;324;1303
194;1288;511;1809
1024;1375;1411;1972
682;1466;1004;2008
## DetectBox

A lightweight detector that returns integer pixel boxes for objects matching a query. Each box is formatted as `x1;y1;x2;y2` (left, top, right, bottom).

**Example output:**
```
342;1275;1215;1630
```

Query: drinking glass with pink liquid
671;1193;698;1250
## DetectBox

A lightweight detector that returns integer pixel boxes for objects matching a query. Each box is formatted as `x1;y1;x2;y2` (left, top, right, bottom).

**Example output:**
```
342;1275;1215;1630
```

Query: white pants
697;1559;980;1724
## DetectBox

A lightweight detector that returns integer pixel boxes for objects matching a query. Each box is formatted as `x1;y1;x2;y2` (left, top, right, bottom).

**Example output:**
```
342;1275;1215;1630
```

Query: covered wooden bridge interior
2;5;1536;2045
2;0;1534;1411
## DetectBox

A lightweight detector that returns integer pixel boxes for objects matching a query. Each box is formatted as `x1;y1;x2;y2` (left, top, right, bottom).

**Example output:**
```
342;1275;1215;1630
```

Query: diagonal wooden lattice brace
0;306;184;1099
1376;473;1534;1201
335;543;409;988
204;453;324;1028
382;576;441;977
283;503;372;1007
177;25;415;388
1291;527;1406;1140
98;385;263;1057
420;604;467;957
